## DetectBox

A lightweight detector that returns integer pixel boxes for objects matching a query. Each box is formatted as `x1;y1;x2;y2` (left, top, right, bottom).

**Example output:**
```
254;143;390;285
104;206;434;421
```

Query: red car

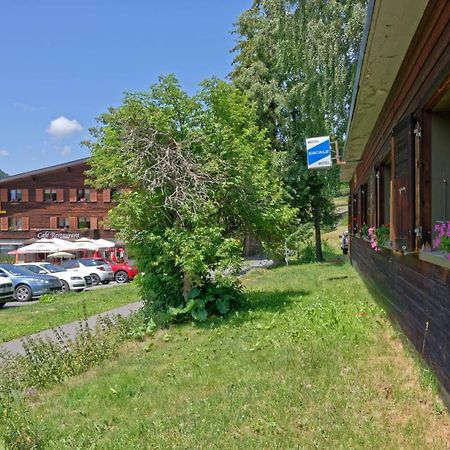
94;258;139;284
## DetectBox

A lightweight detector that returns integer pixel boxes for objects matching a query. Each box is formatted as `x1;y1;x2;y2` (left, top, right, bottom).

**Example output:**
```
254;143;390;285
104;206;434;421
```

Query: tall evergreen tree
231;0;366;260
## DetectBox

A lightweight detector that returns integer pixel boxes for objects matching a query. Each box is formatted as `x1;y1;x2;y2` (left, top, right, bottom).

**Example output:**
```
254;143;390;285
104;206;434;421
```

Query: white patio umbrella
47;251;76;259
93;239;115;249
69;240;100;251
16;239;60;254
48;238;74;248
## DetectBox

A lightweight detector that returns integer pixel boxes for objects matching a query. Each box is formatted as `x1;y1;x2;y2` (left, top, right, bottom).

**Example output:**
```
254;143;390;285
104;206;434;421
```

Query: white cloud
0;149;9;157
61;145;72;156
47;116;83;138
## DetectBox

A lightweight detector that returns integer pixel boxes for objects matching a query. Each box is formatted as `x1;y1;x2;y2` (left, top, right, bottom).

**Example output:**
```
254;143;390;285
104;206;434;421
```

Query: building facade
0;158;115;254
343;0;450;399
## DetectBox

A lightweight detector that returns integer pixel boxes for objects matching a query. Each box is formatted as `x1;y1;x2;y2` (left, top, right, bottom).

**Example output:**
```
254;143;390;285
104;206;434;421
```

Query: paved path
240;257;276;275
0;301;144;356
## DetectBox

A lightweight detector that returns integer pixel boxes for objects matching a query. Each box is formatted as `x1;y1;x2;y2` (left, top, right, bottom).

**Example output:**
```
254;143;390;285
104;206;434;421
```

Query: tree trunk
313;214;324;262
182;272;192;300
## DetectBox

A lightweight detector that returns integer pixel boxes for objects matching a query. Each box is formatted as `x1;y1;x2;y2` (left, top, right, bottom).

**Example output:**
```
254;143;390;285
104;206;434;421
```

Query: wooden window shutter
57;189;64;202
22;217;30;231
90;189;98;203
359;185;368;229
103;189;111;203
90;217;98;230
22;189;29;202
368;173;376;227
351;193;357;235
375;166;381;228
36;188;44;202
413;118;422;250
392;115;415;252
50;216;58;229
1;217;8;231
0;189;8;202
69;189;77;203
69;216;77;230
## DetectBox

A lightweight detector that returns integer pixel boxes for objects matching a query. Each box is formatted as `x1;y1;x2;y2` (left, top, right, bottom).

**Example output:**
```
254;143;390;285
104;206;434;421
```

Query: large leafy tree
86;75;295;322
232;0;366;260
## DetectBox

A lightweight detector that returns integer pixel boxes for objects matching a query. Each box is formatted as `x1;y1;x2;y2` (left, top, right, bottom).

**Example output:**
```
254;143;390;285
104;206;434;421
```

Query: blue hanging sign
306;136;332;169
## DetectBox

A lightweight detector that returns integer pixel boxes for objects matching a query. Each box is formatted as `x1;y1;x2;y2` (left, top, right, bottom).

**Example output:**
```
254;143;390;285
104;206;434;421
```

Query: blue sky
0;0;252;175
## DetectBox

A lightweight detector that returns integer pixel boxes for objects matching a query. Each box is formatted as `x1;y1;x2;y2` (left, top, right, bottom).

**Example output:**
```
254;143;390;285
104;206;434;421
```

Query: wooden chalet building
0;158;115;254
343;0;450;399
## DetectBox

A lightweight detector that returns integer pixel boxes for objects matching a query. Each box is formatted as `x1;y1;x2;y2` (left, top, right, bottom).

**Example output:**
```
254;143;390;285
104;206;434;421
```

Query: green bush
168;276;243;322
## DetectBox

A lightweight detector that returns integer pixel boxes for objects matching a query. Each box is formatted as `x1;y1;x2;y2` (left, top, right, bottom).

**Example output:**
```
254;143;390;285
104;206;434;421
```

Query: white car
62;258;114;286
339;231;349;254
18;263;88;292
0;275;14;307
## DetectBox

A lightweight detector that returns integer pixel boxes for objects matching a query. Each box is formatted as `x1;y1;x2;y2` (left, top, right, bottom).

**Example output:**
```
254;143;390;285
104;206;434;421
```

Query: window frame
8;217;23;231
44;188;58;202
77;217;91;229
58;217;70;229
8;189;22;202
77;189;90;202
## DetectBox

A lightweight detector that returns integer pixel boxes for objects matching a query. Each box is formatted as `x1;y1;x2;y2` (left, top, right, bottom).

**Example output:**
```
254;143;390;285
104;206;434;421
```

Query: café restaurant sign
36;230;87;240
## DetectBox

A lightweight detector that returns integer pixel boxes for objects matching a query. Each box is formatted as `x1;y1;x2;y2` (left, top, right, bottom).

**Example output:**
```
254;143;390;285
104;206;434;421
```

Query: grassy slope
0;284;139;343
30;261;449;449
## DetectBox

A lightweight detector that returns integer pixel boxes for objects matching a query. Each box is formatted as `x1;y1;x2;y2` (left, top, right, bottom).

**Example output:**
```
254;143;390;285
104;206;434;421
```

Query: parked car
18;263;88;292
0;264;62;302
0;275;14;307
62;258;114;286
94;258;139;284
339;231;349;254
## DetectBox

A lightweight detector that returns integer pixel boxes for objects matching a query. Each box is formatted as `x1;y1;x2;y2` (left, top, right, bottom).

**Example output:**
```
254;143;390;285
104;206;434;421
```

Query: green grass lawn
333;196;348;208
0;284;139;343
28;261;449;449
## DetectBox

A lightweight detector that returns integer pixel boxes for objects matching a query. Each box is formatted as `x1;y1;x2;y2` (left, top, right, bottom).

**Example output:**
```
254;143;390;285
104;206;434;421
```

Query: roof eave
340;0;428;182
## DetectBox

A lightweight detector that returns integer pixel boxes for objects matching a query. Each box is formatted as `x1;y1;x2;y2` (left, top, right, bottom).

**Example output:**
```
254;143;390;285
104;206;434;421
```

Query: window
8;217;22;231
21;265;42;275
375;159;392;228
62;260;78;269
77;189;90;202
58;217;69;229
8;189;22;202
44;189;57;202
360;184;368;230
77;217;90;229
431;111;450;226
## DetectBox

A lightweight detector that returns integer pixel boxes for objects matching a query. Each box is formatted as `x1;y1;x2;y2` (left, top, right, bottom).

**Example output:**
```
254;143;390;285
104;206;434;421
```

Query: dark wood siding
351;237;450;394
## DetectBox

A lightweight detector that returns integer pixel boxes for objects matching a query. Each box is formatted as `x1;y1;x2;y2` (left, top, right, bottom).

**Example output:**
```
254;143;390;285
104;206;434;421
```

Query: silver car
62;258;114;286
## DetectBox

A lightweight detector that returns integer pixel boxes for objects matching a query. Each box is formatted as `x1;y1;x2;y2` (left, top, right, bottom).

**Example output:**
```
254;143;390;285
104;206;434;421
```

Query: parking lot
3;279;129;308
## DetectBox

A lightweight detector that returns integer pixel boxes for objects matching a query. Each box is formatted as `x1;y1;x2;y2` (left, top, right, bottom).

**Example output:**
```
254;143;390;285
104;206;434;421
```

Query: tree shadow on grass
279;253;348;267
196;288;310;330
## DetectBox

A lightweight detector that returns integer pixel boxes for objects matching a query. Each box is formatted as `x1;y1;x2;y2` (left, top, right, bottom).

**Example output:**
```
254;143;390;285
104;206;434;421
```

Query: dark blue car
0;264;62;302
